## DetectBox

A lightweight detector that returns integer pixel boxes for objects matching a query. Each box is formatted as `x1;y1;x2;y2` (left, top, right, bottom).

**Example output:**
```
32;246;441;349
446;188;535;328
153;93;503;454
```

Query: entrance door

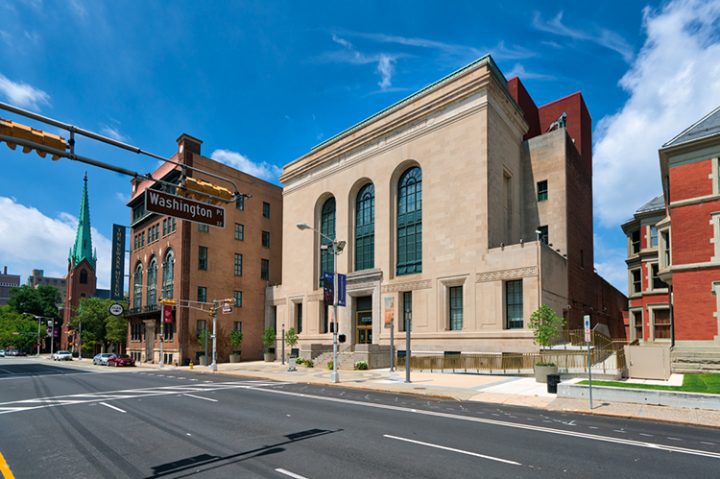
355;296;373;345
144;320;155;362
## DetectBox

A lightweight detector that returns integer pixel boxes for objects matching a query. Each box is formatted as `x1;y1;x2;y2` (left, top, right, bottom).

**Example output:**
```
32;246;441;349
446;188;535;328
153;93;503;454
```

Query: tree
8;285;61;319
285;327;298;359
528;304;565;348
229;329;243;353
0;306;44;351
105;314;128;352
71;298;114;353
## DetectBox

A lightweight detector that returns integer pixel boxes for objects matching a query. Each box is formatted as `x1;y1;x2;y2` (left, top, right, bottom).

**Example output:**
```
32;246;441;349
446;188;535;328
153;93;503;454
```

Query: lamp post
297;223;345;384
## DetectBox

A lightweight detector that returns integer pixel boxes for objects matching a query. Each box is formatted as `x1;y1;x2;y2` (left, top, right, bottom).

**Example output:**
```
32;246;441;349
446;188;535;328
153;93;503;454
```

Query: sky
1;0;720;293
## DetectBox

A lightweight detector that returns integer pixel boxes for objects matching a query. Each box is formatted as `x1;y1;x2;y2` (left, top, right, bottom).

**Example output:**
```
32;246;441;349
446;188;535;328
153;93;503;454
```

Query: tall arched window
162;250;174;300
133;263;143;309
320;197;336;284
397;167;422;275
147;257;157;305
355;183;375;271
79;269;88;284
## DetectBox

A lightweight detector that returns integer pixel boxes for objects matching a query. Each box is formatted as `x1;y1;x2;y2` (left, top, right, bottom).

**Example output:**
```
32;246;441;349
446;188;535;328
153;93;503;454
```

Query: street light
296;223;345;384
23;313;54;356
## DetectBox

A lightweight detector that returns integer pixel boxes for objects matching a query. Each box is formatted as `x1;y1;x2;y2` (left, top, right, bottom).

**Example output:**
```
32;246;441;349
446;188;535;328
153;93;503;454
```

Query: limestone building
266;55;626;363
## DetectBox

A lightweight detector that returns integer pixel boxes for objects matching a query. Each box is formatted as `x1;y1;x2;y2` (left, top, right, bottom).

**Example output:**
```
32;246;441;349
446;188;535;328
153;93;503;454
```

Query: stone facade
267;56;626;362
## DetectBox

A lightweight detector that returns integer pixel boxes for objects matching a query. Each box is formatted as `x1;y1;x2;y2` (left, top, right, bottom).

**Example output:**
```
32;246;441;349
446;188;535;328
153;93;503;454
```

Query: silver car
92;353;117;365
53;350;73;361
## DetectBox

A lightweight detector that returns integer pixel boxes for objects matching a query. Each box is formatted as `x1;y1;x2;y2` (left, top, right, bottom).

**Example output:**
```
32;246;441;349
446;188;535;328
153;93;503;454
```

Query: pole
405;312;411;383
36;317;41;356
587;341;593;409
50;320;55;356
78;320;82;361
390;320;395;372
281;323;286;365
331;243;339;384
204;314;209;364
211;300;217;372
159;315;164;369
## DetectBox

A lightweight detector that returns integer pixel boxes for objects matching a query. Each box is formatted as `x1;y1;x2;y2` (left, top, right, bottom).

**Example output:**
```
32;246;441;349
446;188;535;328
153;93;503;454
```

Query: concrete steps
671;347;720;373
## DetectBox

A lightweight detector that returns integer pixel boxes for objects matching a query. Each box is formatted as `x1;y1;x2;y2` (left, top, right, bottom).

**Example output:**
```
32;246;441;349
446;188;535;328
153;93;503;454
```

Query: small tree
285;327;298;358
197;329;210;355
262;328;276;351
230;329;243;353
529;304;565;348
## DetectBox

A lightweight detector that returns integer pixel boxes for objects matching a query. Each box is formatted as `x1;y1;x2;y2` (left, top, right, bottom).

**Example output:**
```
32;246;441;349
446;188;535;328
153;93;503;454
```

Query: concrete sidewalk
138;359;720;429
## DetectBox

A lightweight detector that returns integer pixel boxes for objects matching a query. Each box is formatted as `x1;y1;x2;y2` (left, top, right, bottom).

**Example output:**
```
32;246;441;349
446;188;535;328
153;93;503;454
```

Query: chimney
176;134;203;167
3;266;6;274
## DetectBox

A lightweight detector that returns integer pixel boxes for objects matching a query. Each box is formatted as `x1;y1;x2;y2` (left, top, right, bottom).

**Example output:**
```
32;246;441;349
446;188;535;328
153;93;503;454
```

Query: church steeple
69;173;96;270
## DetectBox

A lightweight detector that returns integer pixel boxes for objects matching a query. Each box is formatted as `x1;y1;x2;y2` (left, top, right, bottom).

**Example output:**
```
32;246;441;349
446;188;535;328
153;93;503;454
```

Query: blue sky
1;0;720;292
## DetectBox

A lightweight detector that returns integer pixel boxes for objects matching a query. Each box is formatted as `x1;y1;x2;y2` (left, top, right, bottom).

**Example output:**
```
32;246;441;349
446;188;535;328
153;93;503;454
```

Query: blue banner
337;274;346;306
322;272;334;305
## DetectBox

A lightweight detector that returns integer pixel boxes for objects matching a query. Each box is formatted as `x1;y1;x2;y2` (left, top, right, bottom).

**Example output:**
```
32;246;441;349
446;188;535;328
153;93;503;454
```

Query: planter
198;355;208;366
534;364;558;383
229;353;241;363
264;352;276;362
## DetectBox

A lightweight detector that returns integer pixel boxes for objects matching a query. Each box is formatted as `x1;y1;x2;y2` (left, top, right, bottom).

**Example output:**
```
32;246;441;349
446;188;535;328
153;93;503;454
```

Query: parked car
107;354;135;367
0;349;5;357
92;353;117;366
52;350;73;361
16;350;26;356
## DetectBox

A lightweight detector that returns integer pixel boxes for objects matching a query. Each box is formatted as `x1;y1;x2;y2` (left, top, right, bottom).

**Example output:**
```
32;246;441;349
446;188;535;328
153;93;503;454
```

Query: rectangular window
162;219;167;236
234;254;243;276
198;224;209;233
236;195;245;210
400;291;412;332
537;180;548;201
631;269;642;294
661;230;671;267
631;230;641;254
506;280;523;329
631;310;643;342
197;319;207;339
321;304;328;334
140;232;145;247
262;231;270;248
170;217;176;233
538;225;549;245
449;286;463;331
650;225;658;248
233;321;242;332
296;303;303;334
261;259;270;280
651;263;668;290
197;286;207;303
198;246;208;270
263;201;270;218
235;223;244;241
653;309;671;340
234;290;243;307
132;203;145;222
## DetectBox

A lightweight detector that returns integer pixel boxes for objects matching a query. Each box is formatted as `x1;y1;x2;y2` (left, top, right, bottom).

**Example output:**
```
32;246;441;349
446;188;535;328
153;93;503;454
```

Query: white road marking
384;434;521;465
275;468;309;479
100;402;126;413
639;433;654;437
184;394;218;403
701;442;715;446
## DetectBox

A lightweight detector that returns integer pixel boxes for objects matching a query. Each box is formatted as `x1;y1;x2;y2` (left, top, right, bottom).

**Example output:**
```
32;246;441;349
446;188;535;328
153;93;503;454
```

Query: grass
578;373;720;394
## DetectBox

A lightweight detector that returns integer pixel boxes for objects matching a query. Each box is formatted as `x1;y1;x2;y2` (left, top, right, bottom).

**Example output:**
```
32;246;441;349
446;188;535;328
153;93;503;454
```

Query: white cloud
0;73;49;110
504;63;555;80
594;234;629;294
0;197;113;289
327;34;402;91
101;126;127;142
115;192;129;204
533;11;634;63
594;0;720;226
376;55;395;90
210;149;282;183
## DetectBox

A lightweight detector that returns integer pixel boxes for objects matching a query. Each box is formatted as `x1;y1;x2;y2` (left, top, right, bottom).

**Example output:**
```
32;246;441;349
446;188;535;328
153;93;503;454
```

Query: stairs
671;347;720;373
313;350;364;370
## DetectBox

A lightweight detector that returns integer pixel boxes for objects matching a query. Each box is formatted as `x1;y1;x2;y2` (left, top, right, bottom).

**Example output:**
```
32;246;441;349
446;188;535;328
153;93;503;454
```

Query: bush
354;360;368;370
262;328;276;349
327;360;334;370
295;357;305;365
304;359;314;368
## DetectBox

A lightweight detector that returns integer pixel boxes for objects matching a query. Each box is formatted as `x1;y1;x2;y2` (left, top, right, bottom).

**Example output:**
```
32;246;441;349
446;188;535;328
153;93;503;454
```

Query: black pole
405;313;411;383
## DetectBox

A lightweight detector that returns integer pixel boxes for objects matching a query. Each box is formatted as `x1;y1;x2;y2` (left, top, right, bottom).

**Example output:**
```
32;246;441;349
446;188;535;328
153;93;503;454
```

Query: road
0;357;718;478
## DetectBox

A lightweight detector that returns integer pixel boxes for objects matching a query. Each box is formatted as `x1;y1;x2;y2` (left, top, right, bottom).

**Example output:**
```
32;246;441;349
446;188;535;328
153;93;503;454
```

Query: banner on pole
383;296;395;326
163;304;174;324
337;274;346;307
322;272;334;304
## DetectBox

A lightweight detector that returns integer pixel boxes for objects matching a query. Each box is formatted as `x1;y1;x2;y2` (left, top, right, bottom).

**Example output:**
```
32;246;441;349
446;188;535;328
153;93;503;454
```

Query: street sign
108;303;124;316
145;189;225;228
162;304;173;324
583;314;591;343
337;274;346;307
222;304;233;314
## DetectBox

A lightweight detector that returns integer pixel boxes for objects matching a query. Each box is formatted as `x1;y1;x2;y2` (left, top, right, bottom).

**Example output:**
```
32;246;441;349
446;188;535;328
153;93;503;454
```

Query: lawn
578;373;720;394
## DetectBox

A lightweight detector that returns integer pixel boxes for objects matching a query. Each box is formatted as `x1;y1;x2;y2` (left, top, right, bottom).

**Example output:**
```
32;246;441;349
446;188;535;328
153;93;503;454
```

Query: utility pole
159;317;164;368
78;320;82;361
210;299;218;372
390;319;395;372
281;323;286;365
50;319;55;356
36;316;41;356
405;312;411;383
331;242;339;384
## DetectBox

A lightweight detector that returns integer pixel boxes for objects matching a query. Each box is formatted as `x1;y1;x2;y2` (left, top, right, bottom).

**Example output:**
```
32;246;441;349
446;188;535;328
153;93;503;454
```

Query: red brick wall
669;159;713;202
671;202;717;264
672;268;720;340
506;77;540;139
628;292;671;341
61;259;97;350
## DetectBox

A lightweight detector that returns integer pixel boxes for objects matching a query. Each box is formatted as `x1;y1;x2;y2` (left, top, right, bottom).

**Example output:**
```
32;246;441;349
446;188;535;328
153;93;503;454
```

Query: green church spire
69;173;96;270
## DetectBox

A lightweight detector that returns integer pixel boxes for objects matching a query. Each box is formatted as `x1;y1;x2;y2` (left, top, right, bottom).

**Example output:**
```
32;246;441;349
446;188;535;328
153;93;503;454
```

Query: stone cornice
476;267;537;283
381;279;432;293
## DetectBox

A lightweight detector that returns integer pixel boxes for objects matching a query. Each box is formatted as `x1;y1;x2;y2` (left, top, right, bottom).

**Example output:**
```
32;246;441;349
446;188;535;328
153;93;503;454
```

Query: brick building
267;55;626;366
656;105;720;370
0;266;20;306
125;134;282;365
621;195;671;342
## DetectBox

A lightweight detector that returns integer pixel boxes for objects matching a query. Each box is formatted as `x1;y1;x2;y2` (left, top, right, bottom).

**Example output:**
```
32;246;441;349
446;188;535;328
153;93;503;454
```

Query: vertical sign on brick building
110;224;126;300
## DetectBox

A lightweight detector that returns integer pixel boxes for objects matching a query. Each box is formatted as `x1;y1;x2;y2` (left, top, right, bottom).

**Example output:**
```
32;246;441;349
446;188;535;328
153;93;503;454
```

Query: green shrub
529;304;565;348
304;359;314;368
354;360;368;370
295;357;305;365
327;360;334;370
262;328;276;349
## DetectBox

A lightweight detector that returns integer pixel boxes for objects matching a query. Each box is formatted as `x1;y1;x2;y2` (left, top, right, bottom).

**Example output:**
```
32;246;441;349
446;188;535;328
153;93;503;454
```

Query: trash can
547;374;561;394
288;358;297;372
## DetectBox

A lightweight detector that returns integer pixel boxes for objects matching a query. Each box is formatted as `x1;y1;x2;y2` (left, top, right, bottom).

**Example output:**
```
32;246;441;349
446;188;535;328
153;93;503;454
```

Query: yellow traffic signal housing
0;118;68;160
159;299;177;305
178;177;234;204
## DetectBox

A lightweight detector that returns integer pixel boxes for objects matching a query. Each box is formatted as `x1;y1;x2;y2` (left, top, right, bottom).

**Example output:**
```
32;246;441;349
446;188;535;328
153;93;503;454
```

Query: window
235;223;244;241
397;167;422;275
79;269;88;284
538;225;549;245
236;195;245;210
321;303;328;334
162;250;174;299
233;321;242;332
162;219;167;236
661;230;671;268
537;180;548;201
198;224;209;233
631;269;642;294
355;183;375;271
131;320;143;341
653;308;671;340
631;230;641;254
198;246;208;270
148;224;159;242
320;197;336;285
147;257;157;305
506;280;523;329
449;286;463;331
197;320;207;339
132;203;145;222
197;286;207;303
234;290;243;307
234;254;243;276
651;263;668;290
631;310;643;342
169;217;176;233
400;291;412;332
262;231;270;248
650;225;658;248
261;259;270;280
263;201;270;218
133;263;143;309
296;303;303;334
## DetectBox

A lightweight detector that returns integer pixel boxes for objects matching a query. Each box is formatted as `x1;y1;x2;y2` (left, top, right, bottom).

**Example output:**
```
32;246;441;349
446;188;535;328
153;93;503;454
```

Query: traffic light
159;299;177;305
178;177;234;203
0;118;68;160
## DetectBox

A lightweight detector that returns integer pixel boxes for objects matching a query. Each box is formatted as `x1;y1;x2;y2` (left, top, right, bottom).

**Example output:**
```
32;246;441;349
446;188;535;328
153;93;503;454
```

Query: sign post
584;314;593;409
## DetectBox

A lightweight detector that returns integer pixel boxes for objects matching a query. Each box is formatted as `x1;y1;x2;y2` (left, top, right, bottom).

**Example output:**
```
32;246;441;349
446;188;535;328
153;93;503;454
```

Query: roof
128;160;180;204
69;174;96;271
635;194;665;214
663;105;720;148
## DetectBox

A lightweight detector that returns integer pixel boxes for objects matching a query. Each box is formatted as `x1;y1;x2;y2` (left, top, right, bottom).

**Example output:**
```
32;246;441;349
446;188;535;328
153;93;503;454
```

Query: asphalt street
0;357;718;478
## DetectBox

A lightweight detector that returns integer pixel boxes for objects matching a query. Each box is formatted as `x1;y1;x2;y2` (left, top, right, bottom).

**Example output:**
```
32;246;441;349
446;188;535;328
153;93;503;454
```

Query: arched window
79;269;88;284
162;250;174;300
355;183;375;271
397;167;422;275
133;263;143;309
320;197;336;284
147;257;157;305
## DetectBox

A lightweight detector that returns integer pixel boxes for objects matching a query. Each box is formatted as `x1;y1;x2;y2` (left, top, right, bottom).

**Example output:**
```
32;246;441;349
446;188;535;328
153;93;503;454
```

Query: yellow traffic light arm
0;118;68;159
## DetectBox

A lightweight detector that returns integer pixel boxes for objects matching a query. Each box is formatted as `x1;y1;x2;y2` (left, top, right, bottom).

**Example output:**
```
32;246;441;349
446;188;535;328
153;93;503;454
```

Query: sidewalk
138;360;720;428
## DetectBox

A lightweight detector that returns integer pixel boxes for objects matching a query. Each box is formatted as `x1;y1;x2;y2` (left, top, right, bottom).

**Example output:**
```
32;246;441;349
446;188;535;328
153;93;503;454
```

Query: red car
107;354;135;367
